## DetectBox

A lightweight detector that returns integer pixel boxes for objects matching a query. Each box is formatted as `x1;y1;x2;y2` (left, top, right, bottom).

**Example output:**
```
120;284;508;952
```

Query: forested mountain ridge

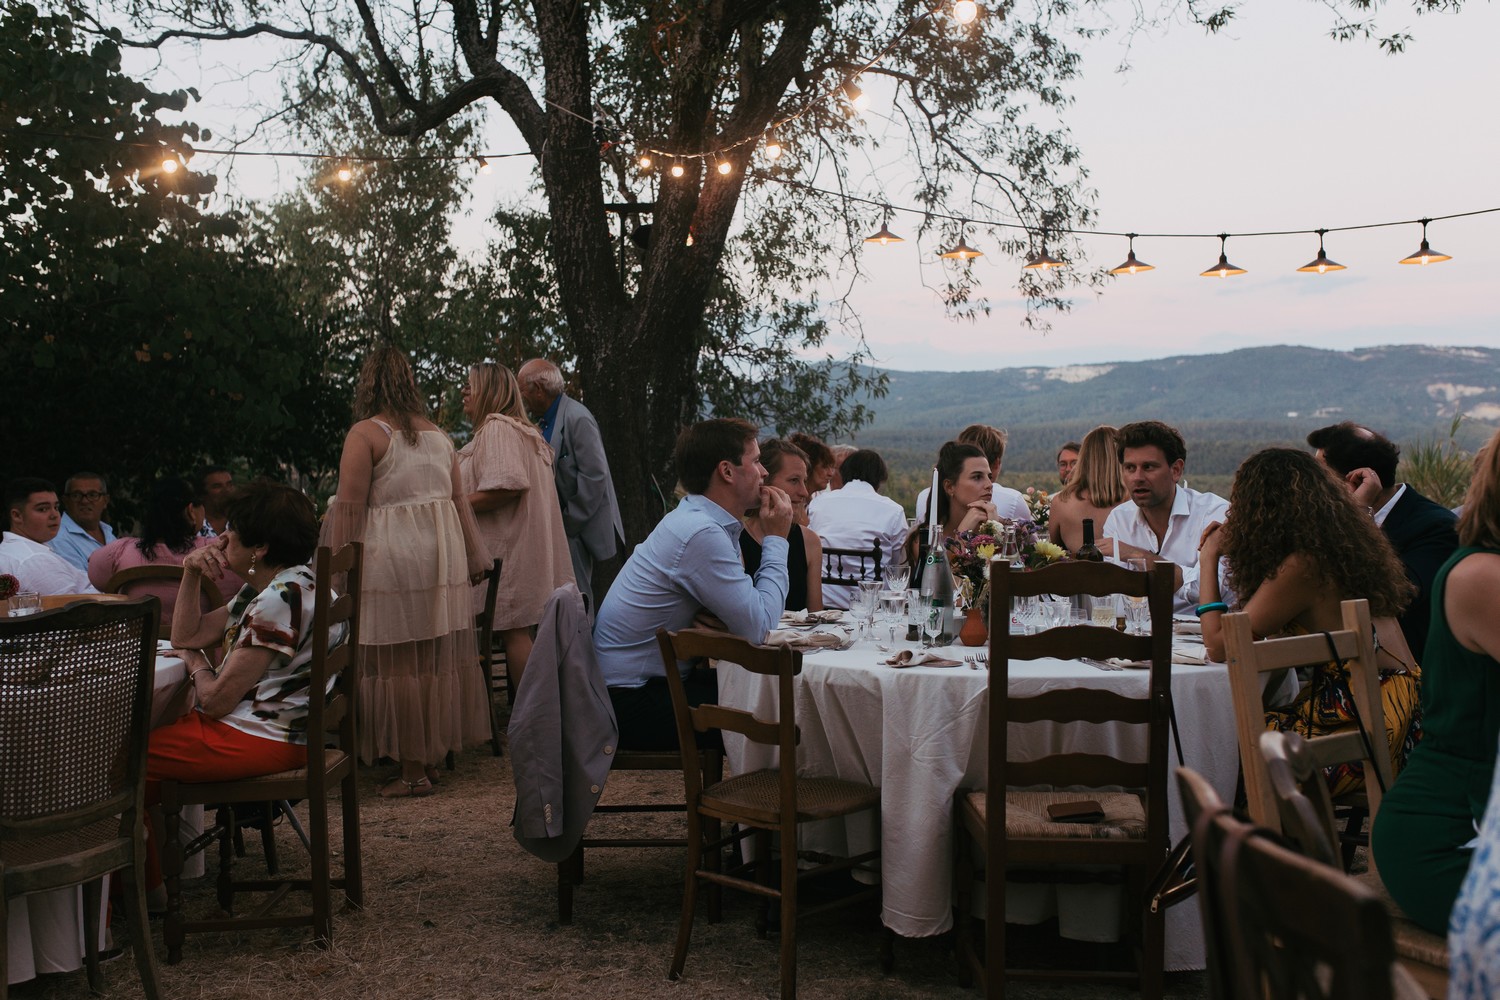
853;344;1498;477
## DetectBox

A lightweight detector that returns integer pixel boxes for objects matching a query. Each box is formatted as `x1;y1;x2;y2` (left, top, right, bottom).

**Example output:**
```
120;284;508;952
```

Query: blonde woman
1048;424;1126;553
321;346;491;798
458;362;573;692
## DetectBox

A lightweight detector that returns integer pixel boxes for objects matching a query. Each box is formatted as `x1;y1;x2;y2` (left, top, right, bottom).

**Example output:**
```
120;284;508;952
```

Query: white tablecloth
6;650;202;985
715;633;1244;972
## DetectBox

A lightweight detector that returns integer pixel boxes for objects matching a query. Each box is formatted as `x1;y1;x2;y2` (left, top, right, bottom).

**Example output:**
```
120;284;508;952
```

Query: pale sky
134;0;1499;373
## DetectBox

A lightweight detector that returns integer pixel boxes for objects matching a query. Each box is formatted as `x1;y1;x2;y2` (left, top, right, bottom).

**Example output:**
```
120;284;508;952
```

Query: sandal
424;765;442;786
378;776;435;799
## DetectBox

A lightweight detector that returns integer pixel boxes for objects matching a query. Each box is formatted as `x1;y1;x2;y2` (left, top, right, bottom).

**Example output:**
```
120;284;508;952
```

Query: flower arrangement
0;574;18;602
945;519;1070;610
1024;487;1052;529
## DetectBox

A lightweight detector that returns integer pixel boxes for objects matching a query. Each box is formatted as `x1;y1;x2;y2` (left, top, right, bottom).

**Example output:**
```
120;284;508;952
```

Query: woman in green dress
1373;428;1500;934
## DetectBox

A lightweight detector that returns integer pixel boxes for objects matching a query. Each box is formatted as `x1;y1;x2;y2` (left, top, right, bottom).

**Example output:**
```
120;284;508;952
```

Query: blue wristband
1195;601;1228;616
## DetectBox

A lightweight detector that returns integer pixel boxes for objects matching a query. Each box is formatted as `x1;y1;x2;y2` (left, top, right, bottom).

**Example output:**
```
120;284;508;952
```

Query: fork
974;650;988;668
963;654;978;670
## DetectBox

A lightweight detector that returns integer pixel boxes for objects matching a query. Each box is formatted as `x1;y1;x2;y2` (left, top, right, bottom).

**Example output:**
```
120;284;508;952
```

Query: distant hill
850;344;1499;480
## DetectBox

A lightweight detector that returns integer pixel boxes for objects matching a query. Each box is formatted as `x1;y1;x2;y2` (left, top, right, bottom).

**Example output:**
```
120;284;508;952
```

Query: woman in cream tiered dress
457;362;573;692
322;347;491;798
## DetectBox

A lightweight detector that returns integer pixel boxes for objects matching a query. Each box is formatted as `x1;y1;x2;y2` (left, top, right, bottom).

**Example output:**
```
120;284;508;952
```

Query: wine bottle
1077;517;1104;562
919;534;958;646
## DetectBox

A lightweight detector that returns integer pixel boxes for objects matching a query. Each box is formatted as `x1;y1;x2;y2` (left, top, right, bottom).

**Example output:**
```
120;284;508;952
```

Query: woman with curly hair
1379;428;1500;939
1047;424;1126;553
1198;447;1420;798
321;346;491;798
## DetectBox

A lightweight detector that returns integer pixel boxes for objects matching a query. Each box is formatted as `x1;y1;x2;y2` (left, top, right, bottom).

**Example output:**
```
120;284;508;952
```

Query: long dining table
5;643;203;986
715;617;1251;972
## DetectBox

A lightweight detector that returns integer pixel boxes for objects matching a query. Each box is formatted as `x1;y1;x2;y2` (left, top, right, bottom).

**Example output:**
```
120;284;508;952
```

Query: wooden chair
819;541;882;588
1176;766;1425;1000
656;627;881;999
1259;732;1448;999
104;564;226;629
955;559;1176;998
446;557;504;770
159;543;364;963
38;592;128;610
1221;600;1389;864
0;597;162;999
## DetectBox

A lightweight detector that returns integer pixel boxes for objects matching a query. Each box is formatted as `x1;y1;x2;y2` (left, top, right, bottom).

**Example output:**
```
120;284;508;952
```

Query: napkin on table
781;609;845;625
1105;644;1210;668
763;629;849;650
881;649;962;668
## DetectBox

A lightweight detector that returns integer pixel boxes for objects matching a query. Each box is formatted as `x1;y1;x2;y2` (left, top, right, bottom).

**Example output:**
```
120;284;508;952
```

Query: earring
248;552;257;578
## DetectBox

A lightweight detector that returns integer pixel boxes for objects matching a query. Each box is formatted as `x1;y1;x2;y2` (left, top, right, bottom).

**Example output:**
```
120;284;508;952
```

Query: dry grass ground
13;746;1209;1000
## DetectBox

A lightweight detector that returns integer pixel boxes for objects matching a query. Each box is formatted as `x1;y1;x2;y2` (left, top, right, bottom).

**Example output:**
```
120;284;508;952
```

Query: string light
335;160;353;183
160;156;179;174
1296;229;1345;273
1200;234;1247;278
952;0;980;24
717;160;733;175
842;80;870;115
940;223;983;260
865;222;905;246
477;156;492;175
670;161;685;178
1108;234;1154;275
1399;218;1452;265
637;153;652;170
763;133;783;161
1023;242;1066;270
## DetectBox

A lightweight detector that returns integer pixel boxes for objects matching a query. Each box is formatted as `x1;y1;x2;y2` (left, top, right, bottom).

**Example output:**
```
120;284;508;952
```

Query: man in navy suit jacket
1309;421;1459;657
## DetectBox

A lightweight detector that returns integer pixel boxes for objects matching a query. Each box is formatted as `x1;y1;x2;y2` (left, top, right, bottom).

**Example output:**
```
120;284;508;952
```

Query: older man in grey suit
518;359;625;609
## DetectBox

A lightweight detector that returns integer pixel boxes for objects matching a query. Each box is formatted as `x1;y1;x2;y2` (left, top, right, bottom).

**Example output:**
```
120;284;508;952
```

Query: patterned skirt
1265;659;1422;799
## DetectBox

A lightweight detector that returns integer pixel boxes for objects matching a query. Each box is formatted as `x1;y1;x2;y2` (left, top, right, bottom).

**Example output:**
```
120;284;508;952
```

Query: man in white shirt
48;471;116;571
913;424;1034;526
0;478;97;596
808;449;908;609
1101;421;1229;614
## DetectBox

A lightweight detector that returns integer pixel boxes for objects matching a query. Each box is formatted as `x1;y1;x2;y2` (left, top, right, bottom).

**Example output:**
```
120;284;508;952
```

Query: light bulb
337;165;353;182
670;162;685;178
717;161;732;175
478;157;492;175
953;0;979;24
764;138;783;161
160;157;179;174
638;154;652;169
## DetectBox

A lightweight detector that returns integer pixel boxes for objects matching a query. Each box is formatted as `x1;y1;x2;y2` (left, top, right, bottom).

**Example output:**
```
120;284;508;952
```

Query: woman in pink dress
88;477;240;619
321;347;490;798
457;363;573;692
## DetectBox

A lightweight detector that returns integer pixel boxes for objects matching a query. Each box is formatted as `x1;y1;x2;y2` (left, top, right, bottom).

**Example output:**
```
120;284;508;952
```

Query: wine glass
922;599;944;648
1126;557;1151;635
880;590;906;644
884;565;910;595
857;580;882;641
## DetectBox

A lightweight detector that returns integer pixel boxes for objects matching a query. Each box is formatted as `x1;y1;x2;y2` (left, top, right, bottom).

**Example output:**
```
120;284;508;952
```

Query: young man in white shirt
809;449;908;609
1101;421;1229;614
0;477;97;596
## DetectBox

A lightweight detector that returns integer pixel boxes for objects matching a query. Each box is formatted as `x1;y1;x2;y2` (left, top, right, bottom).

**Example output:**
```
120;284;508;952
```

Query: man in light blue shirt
595;418;793;751
48;472;116;572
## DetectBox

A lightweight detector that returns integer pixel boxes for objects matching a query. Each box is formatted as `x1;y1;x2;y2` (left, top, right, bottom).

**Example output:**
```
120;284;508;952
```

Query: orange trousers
143;712;307;888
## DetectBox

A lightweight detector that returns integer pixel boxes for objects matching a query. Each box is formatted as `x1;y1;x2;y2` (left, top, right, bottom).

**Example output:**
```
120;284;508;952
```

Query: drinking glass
1125;557;1151;635
7;591;40;617
1040;596;1069;630
1090;594;1117;628
923;600;944;648
880;590;906;644
905;588;924;640
857;580;882;640
884;565;910;595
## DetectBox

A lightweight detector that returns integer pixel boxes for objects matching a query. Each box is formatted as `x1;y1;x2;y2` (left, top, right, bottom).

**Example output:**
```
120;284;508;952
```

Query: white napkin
781;609;845;625
881;649;963;668
763;629;848;650
1173;619;1203;636
1105;644;1209;668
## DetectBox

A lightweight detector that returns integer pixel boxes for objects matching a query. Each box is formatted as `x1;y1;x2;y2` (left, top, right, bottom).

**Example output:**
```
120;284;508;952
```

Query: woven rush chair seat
968;789;1148;840
702;770;880;827
0;597;163;1000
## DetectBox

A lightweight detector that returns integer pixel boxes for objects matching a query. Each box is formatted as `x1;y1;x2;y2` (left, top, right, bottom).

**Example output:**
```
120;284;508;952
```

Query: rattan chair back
0;597;162;998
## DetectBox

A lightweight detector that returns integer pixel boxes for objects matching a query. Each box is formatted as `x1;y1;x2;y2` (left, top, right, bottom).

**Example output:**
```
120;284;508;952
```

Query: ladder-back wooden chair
955;559;1176;999
0;597;161;999
657;627;881;999
159;542;363;963
819;541;883;589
